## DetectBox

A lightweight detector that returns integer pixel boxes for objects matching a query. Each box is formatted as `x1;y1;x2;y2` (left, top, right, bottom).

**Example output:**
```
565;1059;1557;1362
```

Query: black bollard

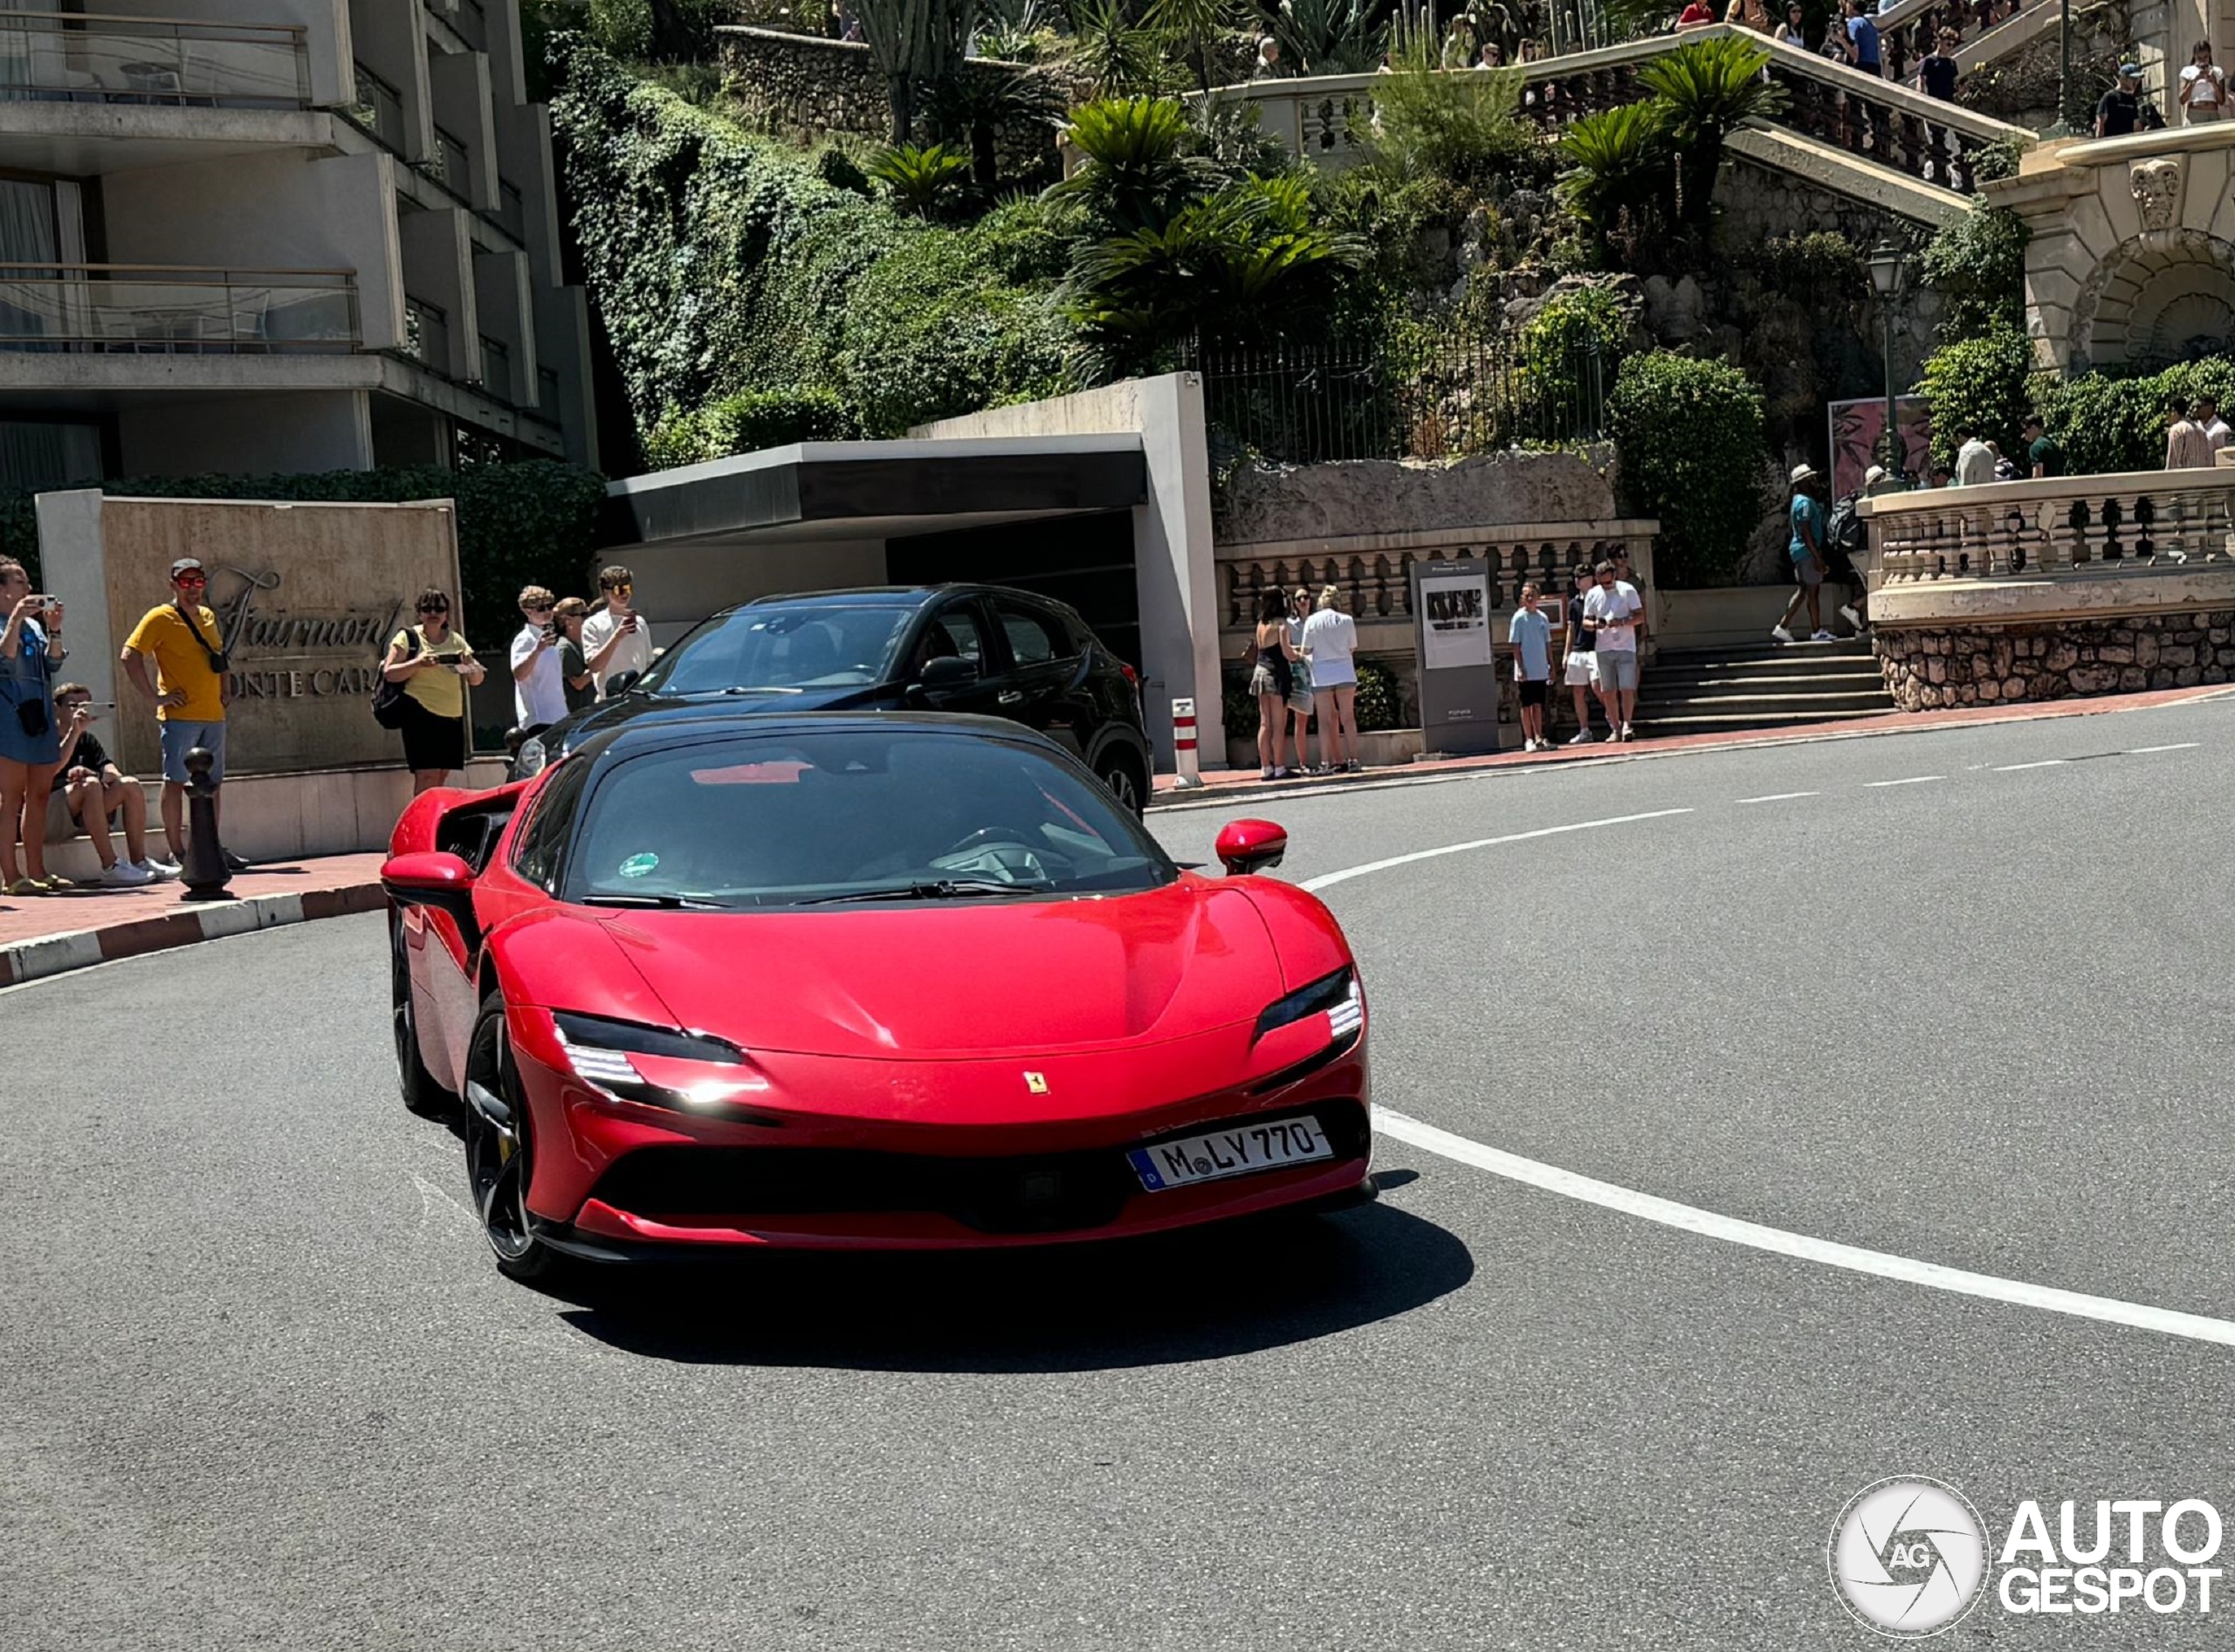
178;746;234;903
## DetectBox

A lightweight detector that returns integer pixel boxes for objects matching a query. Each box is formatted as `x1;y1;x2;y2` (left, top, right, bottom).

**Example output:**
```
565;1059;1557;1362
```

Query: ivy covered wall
550;40;1080;448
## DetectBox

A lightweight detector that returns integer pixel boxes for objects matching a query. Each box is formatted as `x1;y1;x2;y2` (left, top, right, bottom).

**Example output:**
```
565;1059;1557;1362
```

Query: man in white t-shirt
577;564;653;698
1582;559;1644;742
508;585;569;736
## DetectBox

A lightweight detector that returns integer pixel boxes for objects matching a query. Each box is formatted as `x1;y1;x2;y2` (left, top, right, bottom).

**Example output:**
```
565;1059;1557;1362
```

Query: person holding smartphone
507;585;567;740
48;683;171;885
578;565;650;699
380;588;484;793
0;555;66;894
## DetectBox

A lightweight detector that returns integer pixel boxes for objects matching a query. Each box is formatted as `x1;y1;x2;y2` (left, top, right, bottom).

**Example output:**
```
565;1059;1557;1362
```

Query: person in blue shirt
1508;582;1554;752
1775;464;1833;644
1842;0;1883;74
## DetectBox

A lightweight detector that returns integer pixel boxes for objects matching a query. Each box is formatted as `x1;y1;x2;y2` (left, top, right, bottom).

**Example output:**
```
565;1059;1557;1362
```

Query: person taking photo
49;683;170;886
0;555;65;894
381;589;485;793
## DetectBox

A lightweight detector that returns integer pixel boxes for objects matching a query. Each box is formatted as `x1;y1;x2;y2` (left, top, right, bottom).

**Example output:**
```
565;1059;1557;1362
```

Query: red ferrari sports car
384;712;1372;1277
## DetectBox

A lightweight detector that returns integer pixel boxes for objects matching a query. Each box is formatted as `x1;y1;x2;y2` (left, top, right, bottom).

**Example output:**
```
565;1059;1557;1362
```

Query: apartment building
0;0;596;491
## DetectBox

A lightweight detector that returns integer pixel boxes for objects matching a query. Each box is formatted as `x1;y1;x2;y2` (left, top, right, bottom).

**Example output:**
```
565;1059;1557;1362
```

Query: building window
498;179;524;241
404;296;447;371
0;419;101;490
434;127;470;195
478;332;507;398
537;366;560;411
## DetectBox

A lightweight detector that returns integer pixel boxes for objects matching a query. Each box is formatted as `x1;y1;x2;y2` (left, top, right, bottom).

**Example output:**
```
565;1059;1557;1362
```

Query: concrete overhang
0;104;336;174
600;434;1151;549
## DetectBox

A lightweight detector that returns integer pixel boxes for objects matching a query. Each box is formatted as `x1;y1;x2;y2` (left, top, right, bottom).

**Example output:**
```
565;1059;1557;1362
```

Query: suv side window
994;600;1073;668
512;759;592;891
924;602;990;668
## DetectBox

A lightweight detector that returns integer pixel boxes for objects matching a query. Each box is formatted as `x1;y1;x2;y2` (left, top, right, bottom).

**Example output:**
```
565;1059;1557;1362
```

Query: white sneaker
1839;604;1862;630
1620;723;1634;742
136;857;179;881
1810;629;1835;641
1567;729;1595;745
1771;624;1795;644
99;860;155;888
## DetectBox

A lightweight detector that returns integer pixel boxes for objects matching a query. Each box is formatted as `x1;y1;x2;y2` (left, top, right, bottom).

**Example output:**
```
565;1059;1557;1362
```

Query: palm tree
1634;34;1788;225
1047;96;1217;232
867;142;972;215
1554;101;1671;229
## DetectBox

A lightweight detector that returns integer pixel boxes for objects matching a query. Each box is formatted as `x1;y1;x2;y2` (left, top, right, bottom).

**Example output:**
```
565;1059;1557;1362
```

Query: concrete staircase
1638;637;1895;734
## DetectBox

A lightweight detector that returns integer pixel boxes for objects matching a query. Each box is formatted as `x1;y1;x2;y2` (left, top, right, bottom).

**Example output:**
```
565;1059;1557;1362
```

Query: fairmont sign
208;567;403;700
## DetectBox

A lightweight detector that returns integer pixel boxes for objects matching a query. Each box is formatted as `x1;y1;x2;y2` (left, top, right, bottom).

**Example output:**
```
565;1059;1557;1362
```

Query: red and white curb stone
0;884;384;988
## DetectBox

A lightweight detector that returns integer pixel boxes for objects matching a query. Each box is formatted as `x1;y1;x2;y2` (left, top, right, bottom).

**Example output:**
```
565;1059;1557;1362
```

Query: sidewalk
1152;683;2234;809
0;852;388;988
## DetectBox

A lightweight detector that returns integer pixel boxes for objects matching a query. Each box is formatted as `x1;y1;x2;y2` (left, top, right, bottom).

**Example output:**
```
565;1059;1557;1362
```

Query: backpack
1826;492;1867;555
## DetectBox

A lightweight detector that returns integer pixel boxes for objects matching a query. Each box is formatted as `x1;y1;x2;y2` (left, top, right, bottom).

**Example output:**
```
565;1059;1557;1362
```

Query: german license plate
1128;1115;1332;1192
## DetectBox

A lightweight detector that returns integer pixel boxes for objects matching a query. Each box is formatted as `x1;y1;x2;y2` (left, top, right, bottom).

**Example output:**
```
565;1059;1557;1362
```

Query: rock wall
716;27;1059;184
1874;611;2235;708
1216;451;1619;546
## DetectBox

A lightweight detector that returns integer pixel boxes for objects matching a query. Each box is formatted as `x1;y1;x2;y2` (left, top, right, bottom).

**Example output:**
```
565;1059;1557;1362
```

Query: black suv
511;585;1153;811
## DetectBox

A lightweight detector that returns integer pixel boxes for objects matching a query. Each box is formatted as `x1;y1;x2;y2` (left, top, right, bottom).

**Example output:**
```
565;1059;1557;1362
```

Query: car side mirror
382;850;478;936
1214;818;1288;877
918;655;978;692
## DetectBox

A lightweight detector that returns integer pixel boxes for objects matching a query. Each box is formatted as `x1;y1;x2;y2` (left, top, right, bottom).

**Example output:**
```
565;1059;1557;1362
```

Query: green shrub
0;462;607;641
643;387;859;467
2036;358;2235;474
1353;657;1404;731
838;224;1079;435
815;144;874;197
1918;321;2033;469
867;141;971;217
1919;203;2029;341
1521;284;1632;431
1606;351;1765;588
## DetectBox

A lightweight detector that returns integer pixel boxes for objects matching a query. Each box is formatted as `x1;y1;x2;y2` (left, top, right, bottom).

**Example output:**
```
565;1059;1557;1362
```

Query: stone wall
716;27;1060;185
1215;451;1617;545
1874;610;2235;708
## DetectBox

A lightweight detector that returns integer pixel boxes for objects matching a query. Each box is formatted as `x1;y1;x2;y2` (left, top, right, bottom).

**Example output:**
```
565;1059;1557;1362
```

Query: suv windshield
565;729;1177;908
633;602;916;696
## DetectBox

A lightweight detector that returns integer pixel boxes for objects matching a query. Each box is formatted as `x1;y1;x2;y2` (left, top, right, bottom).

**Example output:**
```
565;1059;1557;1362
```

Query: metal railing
434;125;471;194
347;59;403;148
0;263;355;352
1187;330;1606;465
403;295;448;370
0;11;307;107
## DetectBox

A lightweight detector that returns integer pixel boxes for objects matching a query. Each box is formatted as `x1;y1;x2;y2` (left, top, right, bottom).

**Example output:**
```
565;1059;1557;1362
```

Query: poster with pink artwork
1828;396;1933;500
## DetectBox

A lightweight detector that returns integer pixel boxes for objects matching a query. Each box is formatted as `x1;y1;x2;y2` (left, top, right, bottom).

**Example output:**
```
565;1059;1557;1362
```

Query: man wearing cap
1774;464;1834;644
2098;64;2144;135
120;557;241;871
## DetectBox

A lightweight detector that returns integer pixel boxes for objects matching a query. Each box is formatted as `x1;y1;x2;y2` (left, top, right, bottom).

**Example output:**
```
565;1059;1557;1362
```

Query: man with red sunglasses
121;557;241;871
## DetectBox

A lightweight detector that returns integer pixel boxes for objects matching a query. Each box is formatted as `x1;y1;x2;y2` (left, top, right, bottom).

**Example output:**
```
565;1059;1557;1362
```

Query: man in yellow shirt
120;557;238;869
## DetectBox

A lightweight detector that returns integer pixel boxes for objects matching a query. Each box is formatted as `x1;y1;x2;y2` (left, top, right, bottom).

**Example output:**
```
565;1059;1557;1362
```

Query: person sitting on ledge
45;682;173;886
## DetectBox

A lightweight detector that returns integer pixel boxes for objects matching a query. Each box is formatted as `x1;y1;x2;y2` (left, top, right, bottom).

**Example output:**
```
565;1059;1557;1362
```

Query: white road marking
1993;760;2067;771
1736;791;1819;804
1372;1109;2235;1349
2127;742;2201;754
1864;775;1943;788
1297;809;1694;892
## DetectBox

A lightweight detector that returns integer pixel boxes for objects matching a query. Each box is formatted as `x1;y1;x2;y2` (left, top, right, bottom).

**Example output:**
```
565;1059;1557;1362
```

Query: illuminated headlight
514;735;548;778
1253;967;1363;1044
552;1010;755;1110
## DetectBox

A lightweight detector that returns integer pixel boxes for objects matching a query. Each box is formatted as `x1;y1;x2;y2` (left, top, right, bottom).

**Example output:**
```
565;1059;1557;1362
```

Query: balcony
347;59;403;148
0;12;309;109
0;264;357;352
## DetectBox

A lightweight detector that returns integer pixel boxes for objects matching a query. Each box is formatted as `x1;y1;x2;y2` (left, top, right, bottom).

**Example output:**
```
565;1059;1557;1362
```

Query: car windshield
564;728;1177;908
633;602;916;696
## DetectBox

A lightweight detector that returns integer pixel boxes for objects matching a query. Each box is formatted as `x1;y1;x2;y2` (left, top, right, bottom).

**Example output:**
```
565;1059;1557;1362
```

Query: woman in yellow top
381;588;485;792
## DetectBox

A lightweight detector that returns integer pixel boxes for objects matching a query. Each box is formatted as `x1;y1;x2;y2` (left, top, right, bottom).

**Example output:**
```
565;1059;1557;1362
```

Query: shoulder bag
372;628;422;730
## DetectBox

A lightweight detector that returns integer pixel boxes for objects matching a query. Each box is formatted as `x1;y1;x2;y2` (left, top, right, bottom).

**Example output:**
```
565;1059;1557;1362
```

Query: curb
0;882;385;989
1147;688;2235;813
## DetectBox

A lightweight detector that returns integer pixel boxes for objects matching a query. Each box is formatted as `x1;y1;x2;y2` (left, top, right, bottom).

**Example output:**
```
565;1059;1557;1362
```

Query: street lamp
1868;241;1907;485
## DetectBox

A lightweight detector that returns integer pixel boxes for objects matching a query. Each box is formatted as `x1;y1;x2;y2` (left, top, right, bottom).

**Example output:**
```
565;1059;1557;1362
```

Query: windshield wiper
721;685;803;695
797;878;1053;905
580;892;730;910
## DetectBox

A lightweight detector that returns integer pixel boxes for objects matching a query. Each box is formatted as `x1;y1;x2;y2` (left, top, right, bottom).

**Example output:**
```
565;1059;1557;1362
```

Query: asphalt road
7;700;2235;1650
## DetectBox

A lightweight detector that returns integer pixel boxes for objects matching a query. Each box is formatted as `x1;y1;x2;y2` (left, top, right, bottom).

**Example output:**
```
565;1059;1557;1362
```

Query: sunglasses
419;603;450;615
174;574;207;587
607;583;634;597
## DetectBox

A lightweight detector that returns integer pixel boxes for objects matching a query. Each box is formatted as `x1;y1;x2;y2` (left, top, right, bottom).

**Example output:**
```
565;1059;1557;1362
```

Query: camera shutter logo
1828;1476;1989;1639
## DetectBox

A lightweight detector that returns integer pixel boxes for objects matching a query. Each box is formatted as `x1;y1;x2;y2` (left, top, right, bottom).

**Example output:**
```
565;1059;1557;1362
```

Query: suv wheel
1097;752;1145;816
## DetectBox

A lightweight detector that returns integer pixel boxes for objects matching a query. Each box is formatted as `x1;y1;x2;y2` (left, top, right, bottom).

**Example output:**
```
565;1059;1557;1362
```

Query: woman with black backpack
379;589;484;793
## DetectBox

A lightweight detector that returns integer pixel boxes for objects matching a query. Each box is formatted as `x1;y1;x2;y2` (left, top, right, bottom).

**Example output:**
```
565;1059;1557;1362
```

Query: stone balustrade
1858;470;2235;707
1198;26;2027;192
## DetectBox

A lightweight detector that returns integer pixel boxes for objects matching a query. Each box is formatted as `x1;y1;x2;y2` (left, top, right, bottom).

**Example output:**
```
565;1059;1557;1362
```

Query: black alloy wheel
1097;753;1145;816
462;993;554;1280
391;913;451;1118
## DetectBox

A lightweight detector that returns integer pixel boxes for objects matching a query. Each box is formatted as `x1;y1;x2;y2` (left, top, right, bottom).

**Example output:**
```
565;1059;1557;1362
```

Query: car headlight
552;1010;760;1110
514;735;548;778
1253;966;1363;1044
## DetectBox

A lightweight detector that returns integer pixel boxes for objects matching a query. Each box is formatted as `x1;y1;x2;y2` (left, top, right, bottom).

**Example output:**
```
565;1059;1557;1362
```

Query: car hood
591;879;1281;1058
